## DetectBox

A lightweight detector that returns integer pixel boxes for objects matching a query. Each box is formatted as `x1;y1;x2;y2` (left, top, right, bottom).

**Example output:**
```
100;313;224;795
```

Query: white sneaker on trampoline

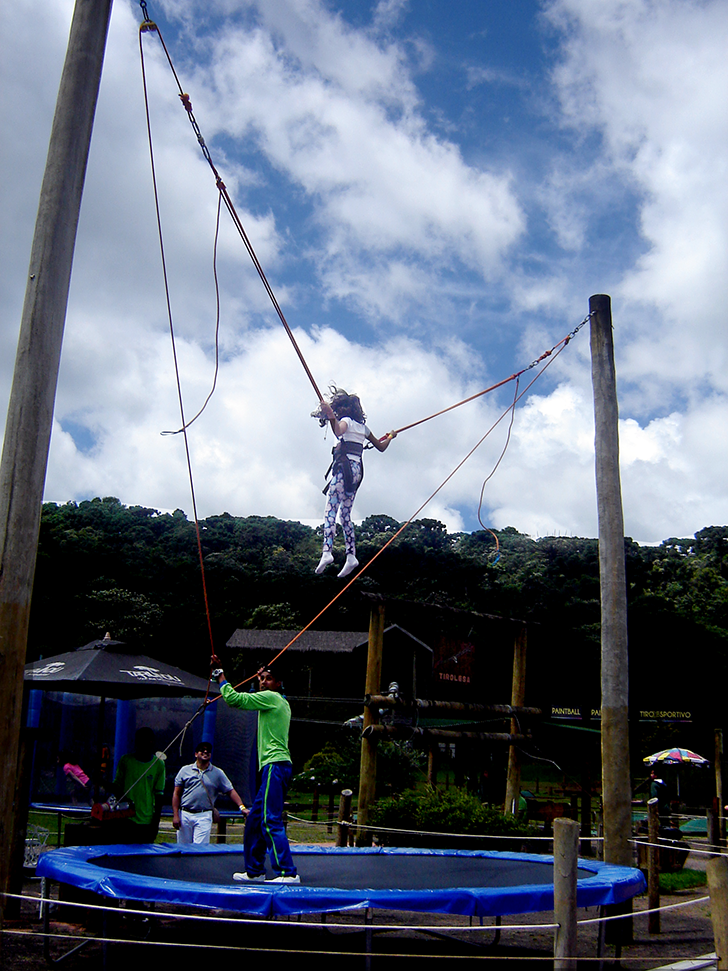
233;872;266;882
337;554;358;578
268;874;300;883
315;551;334;574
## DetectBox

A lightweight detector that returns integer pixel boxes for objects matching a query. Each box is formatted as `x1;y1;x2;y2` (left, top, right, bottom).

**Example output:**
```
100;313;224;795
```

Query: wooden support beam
363;724;528;743
0;0;113;909
505;623;527;815
364;694;541;717
356;602;385;846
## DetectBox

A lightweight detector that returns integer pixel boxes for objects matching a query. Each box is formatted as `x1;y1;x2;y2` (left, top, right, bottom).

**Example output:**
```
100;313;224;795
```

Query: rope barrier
3;887;718;964
1;890;556;933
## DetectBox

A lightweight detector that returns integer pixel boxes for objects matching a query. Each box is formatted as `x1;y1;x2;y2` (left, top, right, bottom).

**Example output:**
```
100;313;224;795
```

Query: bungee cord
138;1;325;406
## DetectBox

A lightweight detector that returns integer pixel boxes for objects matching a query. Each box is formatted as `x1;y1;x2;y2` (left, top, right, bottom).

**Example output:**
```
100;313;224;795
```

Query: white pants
177;809;213;844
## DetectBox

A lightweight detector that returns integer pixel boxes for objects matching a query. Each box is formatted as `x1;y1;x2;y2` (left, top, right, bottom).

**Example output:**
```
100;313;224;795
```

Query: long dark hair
312;386;366;426
329;387;365;423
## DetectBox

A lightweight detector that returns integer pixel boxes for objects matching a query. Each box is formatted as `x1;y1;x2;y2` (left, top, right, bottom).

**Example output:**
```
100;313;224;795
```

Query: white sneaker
233;872;266;882
267;874;300;884
338;554;358;578
315;551;334;574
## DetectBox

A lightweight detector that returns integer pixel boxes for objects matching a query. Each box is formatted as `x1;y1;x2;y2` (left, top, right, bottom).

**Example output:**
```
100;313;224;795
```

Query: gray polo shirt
174;763;233;813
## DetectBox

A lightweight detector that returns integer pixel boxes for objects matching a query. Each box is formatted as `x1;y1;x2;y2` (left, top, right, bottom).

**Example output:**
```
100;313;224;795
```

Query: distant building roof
226;629;368;654
226;625;433;655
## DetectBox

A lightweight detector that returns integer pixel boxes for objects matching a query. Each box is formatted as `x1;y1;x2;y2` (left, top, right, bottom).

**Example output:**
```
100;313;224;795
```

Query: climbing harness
323;439;364;495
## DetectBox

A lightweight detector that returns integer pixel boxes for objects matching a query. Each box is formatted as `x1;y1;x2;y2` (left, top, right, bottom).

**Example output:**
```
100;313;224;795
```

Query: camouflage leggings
322;463;362;556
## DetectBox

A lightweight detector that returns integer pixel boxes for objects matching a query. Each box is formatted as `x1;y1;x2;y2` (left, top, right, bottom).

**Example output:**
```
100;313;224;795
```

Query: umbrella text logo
118;665;182;684
31;662;66;677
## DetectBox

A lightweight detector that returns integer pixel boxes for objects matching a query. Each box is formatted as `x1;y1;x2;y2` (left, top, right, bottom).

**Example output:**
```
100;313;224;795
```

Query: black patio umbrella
24;633;211;699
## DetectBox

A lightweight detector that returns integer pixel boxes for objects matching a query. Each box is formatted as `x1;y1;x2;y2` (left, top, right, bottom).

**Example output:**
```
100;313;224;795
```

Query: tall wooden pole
357;602;385;846
716;729;725;845
0;0;113;905
504;623;527;815
589;294;632;868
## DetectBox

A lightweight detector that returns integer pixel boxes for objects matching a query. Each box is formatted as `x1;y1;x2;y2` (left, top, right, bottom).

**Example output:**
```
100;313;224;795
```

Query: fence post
707;856;728;968
647;797;660;933
554;817;579;970
710;808;721;851
336;789;353;848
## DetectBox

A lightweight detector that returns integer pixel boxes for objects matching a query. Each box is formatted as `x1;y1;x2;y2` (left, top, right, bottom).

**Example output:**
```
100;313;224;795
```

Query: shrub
295;736;426;795
370;785;535;849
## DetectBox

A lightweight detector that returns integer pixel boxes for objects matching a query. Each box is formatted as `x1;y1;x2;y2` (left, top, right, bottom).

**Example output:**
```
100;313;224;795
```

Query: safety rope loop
138;0;155;31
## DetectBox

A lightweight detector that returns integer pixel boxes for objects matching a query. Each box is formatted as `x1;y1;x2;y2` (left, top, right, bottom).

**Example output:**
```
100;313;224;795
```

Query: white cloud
3;0;728;555
545;0;728;389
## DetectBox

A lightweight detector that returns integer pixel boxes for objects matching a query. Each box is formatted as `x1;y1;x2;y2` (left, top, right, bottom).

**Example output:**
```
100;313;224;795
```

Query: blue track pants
243;761;296;877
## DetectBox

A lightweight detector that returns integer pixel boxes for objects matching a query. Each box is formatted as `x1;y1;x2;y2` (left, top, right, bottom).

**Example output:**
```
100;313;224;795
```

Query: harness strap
323;440;364;495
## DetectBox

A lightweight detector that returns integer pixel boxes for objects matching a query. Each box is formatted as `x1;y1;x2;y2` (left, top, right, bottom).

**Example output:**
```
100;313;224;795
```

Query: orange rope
379;316;591;442
213;330;579;694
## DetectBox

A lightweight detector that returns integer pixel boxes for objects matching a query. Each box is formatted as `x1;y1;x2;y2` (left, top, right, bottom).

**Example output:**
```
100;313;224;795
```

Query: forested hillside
29;498;728;695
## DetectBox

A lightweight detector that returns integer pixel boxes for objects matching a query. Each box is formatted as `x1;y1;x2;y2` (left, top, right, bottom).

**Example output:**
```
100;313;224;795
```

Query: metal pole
589;295;632;869
0;0;113;906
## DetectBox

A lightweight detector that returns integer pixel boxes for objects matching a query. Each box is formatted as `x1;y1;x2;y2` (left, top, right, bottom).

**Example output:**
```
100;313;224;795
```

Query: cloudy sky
1;0;726;546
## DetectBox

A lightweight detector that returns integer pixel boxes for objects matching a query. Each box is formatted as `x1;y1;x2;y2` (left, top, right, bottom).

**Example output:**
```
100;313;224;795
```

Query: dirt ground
1;852;718;969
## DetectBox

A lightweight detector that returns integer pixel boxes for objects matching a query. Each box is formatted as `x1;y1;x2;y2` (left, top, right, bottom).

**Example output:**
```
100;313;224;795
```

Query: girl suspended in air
313;388;396;578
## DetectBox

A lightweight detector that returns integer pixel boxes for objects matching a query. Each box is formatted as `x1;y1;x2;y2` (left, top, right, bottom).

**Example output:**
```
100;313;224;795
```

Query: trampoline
36;844;645;919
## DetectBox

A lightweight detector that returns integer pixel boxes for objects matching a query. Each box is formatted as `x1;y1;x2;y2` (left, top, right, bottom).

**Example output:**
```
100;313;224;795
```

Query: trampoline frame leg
364;907;373;970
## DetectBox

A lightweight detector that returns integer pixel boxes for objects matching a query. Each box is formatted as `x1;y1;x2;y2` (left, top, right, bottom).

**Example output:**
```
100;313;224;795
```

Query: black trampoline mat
90;850;597;890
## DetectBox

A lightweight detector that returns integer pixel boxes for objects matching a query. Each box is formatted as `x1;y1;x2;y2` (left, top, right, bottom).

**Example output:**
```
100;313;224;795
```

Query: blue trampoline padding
36;844;646;918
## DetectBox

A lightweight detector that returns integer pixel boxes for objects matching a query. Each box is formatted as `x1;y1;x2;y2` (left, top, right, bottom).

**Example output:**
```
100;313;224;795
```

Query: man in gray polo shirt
172;741;246;844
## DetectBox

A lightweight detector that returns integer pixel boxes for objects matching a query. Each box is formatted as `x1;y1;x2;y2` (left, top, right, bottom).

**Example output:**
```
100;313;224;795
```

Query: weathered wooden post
327;789;336;834
716;729;725;845
647;797;660;933
336;789;353;847
427;748;436;786
0;0;113;912
590;294;632;861
590;294;633;943
504;623;527;815
357;602;385;846
708;856;728;969
554;817;579;969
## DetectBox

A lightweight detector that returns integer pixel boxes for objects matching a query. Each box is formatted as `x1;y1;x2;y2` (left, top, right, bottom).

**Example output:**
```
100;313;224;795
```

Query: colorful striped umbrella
643;747;710;766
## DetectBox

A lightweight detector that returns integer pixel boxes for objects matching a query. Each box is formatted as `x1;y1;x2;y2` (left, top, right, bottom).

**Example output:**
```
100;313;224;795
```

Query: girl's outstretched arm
321;401;347;437
367;429;396;452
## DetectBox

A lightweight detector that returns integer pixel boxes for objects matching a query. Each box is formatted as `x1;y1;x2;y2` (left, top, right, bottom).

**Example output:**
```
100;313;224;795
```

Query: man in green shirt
213;661;299;883
113;727;166;842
